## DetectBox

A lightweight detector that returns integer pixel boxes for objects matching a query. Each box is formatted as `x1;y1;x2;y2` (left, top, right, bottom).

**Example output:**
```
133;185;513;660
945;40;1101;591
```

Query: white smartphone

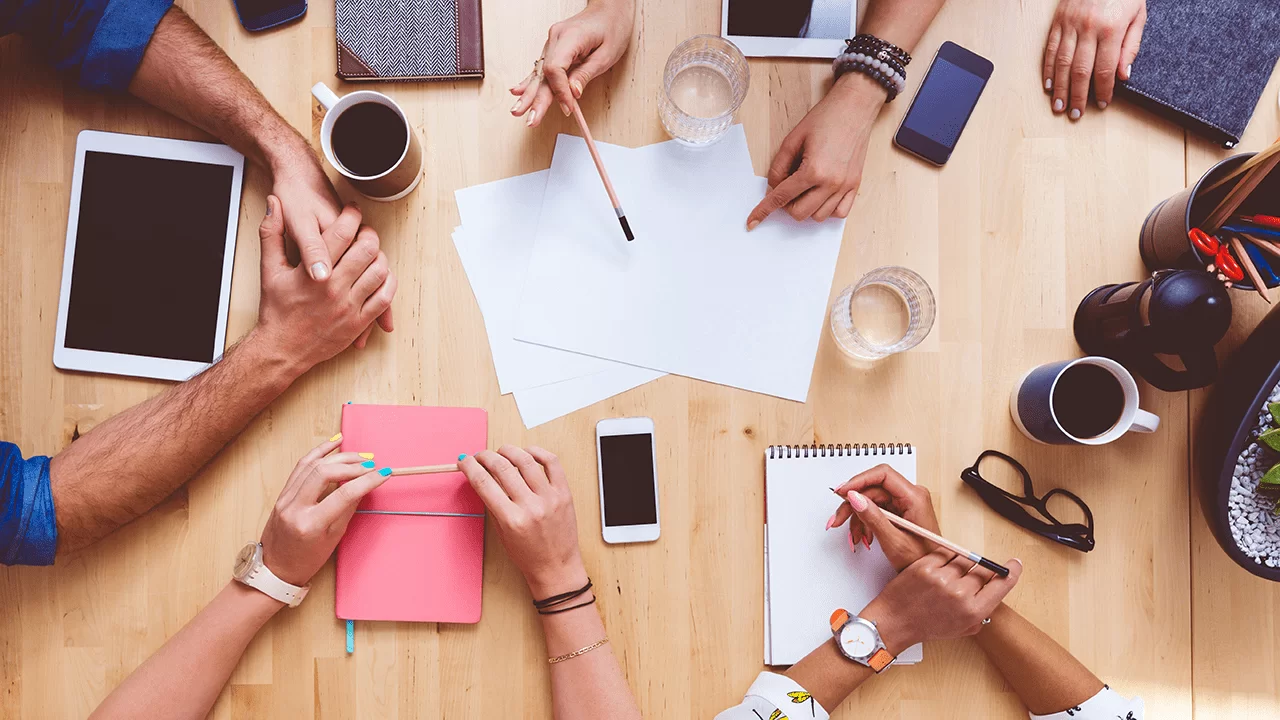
595;417;660;544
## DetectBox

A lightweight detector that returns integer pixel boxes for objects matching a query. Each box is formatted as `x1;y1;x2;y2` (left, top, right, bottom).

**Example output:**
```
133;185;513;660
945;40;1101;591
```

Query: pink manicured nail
848;533;857;553
863;536;872;549
847;491;868;511
825;514;837;530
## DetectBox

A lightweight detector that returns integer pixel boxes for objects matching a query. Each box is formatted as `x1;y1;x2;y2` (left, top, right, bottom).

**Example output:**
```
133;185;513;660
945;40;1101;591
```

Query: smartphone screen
599;433;658;527
895;42;993;165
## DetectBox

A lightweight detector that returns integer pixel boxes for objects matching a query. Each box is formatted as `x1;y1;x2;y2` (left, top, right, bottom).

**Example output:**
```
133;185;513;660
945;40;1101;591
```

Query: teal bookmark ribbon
346;620;354;654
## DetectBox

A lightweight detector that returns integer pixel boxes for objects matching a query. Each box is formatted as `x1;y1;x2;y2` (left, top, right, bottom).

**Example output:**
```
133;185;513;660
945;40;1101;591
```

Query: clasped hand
248;196;398;374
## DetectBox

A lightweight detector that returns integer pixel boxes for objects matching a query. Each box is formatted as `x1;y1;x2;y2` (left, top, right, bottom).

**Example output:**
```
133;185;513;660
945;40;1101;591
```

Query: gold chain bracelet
547;638;609;665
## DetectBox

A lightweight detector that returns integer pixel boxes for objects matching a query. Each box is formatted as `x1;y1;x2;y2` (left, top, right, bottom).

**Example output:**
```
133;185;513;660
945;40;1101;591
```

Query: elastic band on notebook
346;620;354;654
353;510;485;518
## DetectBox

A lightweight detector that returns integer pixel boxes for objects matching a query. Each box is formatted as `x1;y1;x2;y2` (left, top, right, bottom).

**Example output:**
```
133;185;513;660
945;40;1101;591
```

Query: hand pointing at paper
746;0;948;229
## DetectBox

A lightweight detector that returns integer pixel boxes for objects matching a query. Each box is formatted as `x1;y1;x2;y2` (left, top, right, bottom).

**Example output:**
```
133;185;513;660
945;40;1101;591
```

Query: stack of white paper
452;126;846;428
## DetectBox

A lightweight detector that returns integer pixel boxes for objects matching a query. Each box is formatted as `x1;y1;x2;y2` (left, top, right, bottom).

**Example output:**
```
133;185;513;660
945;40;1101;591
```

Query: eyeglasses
960;450;1095;552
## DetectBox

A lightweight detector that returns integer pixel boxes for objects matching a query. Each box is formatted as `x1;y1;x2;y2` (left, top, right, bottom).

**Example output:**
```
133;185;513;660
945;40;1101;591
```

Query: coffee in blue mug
1010;356;1160;445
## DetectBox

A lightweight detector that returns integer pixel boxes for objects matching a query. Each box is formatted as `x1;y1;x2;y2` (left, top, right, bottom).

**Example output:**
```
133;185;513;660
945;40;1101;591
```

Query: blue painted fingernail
362;460;375;468
458;454;468;461
378;467;392;477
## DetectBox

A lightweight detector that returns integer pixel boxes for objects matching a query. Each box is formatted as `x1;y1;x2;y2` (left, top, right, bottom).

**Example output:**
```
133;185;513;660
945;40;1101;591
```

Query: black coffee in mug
331;102;408;178
1051;363;1125;438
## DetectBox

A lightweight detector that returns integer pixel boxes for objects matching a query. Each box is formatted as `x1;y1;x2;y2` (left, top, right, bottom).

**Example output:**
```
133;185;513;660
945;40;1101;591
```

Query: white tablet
721;0;855;59
53;130;245;382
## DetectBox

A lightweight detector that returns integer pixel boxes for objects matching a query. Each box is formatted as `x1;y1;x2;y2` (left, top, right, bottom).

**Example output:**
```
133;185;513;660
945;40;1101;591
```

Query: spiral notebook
764;443;922;666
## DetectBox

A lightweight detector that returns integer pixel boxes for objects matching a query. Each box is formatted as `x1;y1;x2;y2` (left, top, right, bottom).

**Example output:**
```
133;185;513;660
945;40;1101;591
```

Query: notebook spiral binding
766;443;913;459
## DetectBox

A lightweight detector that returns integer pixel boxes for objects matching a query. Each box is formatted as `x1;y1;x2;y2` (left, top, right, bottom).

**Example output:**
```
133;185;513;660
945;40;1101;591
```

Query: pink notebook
336;404;488;623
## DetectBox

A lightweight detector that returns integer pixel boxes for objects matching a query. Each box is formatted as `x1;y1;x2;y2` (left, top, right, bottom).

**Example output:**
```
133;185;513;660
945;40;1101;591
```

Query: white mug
1010;356;1160;446
311;83;423;202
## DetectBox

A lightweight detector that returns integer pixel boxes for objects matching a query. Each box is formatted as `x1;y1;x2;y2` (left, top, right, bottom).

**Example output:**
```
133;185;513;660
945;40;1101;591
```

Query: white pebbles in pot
1228;382;1280;567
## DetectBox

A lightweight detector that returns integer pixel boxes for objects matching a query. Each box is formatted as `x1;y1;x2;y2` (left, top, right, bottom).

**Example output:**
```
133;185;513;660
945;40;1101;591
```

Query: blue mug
1010;356;1160;445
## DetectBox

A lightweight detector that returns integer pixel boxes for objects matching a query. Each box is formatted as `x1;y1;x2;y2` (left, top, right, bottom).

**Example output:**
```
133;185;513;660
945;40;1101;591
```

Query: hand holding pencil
826;464;941;570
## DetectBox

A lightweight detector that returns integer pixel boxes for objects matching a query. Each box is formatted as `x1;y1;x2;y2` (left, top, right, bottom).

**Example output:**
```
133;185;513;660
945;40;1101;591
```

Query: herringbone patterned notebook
336;0;484;81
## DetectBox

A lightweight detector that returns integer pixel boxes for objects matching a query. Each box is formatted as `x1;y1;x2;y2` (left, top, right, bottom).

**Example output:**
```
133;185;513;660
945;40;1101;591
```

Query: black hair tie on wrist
538;596;598;615
533;579;593;613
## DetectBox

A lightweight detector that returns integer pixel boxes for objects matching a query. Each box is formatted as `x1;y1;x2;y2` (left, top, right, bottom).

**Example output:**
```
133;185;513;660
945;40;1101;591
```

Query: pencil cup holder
1138;152;1280;293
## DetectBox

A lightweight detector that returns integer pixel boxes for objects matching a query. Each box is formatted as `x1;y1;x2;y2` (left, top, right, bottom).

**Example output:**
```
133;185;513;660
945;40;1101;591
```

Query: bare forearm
540;599;641;720
972;604;1104;715
860;0;947;53
128;7;309;174
784;640;875;713
91;582;283;720
50;331;303;553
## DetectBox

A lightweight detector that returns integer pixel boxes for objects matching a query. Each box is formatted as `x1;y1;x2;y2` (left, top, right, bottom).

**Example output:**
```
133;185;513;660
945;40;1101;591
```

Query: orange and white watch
830;609;895;673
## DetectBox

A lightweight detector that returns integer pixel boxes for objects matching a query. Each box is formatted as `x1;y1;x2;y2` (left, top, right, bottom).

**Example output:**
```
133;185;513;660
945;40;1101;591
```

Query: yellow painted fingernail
358;452;374;460
329;433;343;442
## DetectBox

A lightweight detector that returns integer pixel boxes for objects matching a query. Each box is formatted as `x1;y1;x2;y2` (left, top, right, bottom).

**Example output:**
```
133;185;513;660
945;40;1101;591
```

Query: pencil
568;100;634;242
1229;234;1272;304
1242;233;1280;261
1205;151;1280;232
389;463;460;476
830;488;1010;577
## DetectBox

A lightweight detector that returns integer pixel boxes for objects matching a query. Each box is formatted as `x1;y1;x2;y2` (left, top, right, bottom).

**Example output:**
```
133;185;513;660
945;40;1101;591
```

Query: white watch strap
241;563;309;607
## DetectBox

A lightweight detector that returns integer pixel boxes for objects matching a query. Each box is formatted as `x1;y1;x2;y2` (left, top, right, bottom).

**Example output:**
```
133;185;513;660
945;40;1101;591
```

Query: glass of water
830;266;936;361
659;35;749;146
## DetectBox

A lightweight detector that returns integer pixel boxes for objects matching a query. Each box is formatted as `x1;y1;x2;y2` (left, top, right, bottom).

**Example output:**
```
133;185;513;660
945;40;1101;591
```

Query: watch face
233;543;257;579
839;621;879;660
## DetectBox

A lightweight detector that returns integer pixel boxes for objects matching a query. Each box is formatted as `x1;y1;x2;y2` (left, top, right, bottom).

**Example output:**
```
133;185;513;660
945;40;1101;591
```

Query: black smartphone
893;41;993;166
232;0;307;32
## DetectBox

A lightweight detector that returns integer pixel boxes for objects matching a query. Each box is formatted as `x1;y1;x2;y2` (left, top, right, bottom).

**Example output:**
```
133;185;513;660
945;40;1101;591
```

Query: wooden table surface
3;1;1280;718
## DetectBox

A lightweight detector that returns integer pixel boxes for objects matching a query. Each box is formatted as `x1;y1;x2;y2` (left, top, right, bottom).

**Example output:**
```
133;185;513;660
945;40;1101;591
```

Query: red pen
1241;215;1280;231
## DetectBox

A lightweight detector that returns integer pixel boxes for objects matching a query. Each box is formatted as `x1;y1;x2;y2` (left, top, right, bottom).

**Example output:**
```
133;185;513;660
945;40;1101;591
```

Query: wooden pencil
1202;136;1280;194
830;488;1010;577
389;463;460;476
568;100;634;242
1229;234;1272;304
1243;233;1280;261
1205;151;1280;232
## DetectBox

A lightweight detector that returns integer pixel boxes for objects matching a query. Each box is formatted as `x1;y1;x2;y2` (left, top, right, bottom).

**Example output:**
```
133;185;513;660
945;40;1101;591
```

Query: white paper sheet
516;132;846;402
454;172;642;393
512;367;665;428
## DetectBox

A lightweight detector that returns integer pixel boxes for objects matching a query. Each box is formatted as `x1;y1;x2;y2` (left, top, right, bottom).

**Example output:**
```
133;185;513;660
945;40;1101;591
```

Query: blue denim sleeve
79;0;173;92
0;441;58;566
2;0;174;92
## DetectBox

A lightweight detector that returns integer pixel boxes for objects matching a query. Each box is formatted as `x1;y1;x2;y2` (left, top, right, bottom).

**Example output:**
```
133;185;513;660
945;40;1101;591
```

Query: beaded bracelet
833;52;906;101
845;33;911;67
833;33;912;102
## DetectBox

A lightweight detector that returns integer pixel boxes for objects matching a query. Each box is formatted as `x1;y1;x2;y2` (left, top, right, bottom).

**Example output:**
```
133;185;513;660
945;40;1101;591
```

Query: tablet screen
64;151;235;363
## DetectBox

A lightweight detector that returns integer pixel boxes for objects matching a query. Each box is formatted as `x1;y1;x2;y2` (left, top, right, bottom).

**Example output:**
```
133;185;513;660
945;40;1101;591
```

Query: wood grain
1;1;1277;718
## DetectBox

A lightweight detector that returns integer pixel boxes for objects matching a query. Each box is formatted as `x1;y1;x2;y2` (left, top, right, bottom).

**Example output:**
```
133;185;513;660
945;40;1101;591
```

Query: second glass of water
831;267;936;361
659;35;749;146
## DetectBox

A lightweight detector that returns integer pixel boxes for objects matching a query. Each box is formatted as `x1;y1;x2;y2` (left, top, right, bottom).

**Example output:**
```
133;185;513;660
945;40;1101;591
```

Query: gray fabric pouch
1118;0;1280;148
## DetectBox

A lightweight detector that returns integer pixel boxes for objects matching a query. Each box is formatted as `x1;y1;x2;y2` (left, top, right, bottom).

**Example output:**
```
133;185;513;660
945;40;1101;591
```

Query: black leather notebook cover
1118;0;1280;148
